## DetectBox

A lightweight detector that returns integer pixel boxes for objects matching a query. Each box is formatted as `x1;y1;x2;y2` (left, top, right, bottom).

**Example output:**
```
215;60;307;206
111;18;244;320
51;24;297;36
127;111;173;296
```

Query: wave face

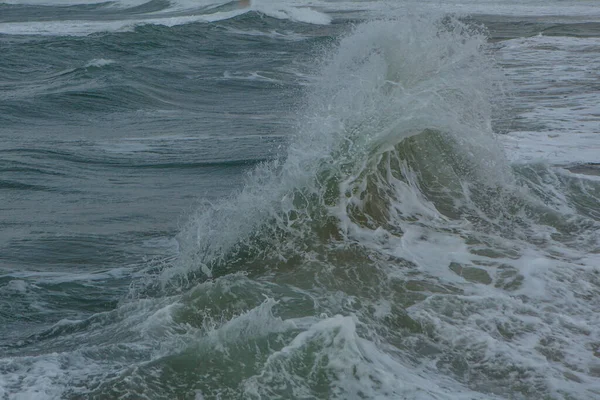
170;15;509;281
2;8;600;400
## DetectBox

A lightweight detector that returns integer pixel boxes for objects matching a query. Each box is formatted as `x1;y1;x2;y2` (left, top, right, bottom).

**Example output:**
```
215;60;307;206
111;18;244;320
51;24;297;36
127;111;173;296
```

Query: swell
0;4;330;38
0;179;51;191
475;16;600;41
0;0;177;24
0;16;308;122
0;148;271;169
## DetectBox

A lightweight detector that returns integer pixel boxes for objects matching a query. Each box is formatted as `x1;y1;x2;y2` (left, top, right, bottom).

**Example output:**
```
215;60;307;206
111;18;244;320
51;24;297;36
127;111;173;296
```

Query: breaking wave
3;13;599;400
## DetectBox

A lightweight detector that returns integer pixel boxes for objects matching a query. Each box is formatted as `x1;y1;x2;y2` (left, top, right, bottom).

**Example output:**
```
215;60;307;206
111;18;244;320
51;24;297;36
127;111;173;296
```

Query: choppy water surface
1;1;599;399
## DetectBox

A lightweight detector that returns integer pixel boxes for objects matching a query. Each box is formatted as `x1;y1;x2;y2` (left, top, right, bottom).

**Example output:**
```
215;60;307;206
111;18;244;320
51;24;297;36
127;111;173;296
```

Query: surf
2;10;599;400
154;14;600;399
167;14;507;283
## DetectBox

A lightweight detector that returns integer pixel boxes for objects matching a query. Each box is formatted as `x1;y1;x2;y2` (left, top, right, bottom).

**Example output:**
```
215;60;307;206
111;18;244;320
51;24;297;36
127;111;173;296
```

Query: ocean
1;0;599;399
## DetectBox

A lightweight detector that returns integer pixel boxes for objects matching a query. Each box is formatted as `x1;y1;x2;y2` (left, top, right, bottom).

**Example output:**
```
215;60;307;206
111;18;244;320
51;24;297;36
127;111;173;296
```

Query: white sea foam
84;58;115;68
501;131;600;165
0;279;29;294
253;1;331;25
333;0;600;19
223;26;310;41
1;267;133;284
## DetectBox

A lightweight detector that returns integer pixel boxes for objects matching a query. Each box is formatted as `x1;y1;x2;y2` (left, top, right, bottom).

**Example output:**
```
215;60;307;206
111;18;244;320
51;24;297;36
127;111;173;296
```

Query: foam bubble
0;280;29;294
84;58;115;68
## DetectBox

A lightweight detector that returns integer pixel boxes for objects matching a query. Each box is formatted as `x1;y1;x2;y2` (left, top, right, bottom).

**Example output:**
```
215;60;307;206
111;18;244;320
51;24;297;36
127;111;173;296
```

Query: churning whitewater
1;1;599;399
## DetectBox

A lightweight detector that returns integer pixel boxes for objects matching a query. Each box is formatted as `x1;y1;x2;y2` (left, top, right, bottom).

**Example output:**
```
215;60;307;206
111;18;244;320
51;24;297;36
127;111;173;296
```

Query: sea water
1;1;599;399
